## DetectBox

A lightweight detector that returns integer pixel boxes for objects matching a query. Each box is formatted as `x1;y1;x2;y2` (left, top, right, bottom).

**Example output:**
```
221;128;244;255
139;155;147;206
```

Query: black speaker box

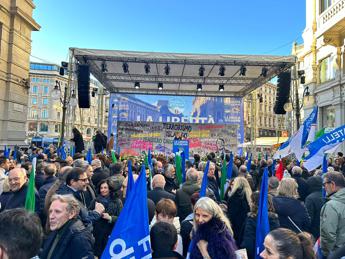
274;71;291;114
77;64;90;108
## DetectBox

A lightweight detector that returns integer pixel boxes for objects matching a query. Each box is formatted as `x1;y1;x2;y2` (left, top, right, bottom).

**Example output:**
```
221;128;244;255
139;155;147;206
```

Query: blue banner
173;140;189;160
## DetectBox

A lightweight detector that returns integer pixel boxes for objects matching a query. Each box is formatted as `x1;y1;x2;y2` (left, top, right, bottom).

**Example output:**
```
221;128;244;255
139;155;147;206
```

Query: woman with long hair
260;228;315;259
226;176;252;245
272;178;310;232
190;197;237;259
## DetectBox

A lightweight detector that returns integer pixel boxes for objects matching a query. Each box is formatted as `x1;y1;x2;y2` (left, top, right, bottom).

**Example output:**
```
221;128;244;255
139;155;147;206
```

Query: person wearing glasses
56;167;105;227
320;171;345;257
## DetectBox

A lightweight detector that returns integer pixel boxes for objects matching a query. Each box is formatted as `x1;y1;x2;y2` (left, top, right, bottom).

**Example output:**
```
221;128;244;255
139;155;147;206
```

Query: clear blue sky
31;0;306;65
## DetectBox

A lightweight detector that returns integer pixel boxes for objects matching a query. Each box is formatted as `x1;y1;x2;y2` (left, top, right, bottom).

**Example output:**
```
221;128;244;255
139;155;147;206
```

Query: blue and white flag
303;124;345;171
289;106;318;161
255;167;270;259
101;165;151;259
273;137;292;159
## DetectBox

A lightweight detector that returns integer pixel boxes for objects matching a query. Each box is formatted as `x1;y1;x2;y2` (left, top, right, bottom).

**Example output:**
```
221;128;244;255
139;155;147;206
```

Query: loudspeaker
274;71;291;114
77;64;90;108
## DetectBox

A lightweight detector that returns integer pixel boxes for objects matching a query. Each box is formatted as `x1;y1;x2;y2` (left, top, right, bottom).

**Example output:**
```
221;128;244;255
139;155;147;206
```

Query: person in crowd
163;163;179;193
206;162;220;201
193;154;201;169
0;167;40;212
40;194;94;259
226;176;252;246
148;174;175;205
291;166;309;201
91;158;109;188
180;192;200;257
328;244;345;259
190;197;237;259
74;159;96;208
304;176;324;239
0;208;43;259
241;192;280;258
237;164;255;190
268;176;279;197
273;178;310;232
150;221;184;259
35;159;46;190
320;171;345;256
175;168;200;222
93;130;105;154
106;133;114;154
90;178;123;257
260;228;315;259
0;156;10;195
70;127;85;154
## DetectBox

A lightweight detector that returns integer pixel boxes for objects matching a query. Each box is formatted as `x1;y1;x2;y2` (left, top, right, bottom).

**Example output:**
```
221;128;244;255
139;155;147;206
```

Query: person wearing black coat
148;174;175;205
71;127;85;154
291;166;309;201
273;178;310;233
305;176;324;239
93;130;105;154
240;192;280;259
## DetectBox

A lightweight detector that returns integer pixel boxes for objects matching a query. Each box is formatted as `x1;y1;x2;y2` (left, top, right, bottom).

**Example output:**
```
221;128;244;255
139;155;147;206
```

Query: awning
238;137;289;147
71;48;296;97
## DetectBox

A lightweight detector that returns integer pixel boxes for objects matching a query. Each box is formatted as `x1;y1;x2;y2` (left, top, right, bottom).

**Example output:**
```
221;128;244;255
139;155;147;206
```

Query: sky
31;0;306;65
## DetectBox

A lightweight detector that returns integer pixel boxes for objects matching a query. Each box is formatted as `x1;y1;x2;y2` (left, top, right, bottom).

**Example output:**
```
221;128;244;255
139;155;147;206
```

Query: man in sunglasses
320;171;345;257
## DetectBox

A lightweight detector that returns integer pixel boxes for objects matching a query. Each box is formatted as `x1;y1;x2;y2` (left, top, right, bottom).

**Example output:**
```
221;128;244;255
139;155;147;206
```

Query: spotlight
297;70;305;76
218;65;225;76
300;75;305;84
158;82;163;90
219;84;224;92
134;82;140;89
122;62;129;73
199;65;205;77
239;65;246;76
164;64;170;75
261;67;268;77
101;61;107;73
197;83;202;91
144;63;151;74
92;91;96;97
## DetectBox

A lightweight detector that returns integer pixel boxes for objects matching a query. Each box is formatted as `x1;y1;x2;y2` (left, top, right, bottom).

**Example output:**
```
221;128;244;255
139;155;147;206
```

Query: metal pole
295;78;301;130
60;86;68;147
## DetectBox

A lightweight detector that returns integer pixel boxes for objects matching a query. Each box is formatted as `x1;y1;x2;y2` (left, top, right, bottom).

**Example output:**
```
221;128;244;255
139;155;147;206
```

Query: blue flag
245;151;249;160
147;149;152;170
322;154;328;198
200;161;210;197
4;146;9;159
101;165;151;259
126;160;135;199
246;153;252;172
271;159;276;176
13;148;17;161
227;153;234;179
60;146;67;160
181;151;186;183
255;167;270;259
86;148;92;165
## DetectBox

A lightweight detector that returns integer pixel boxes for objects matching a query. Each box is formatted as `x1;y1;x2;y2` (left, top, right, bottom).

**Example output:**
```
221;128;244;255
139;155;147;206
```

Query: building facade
0;1;40;146
27;62;108;145
295;0;345;140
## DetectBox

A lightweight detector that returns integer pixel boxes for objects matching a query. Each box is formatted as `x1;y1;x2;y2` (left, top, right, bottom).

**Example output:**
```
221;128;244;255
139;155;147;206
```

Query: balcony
317;0;345;44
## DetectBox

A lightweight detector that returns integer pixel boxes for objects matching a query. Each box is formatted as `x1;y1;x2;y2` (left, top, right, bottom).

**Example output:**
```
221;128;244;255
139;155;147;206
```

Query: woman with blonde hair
190;197;237;259
273;178;310;232
226;176;252;245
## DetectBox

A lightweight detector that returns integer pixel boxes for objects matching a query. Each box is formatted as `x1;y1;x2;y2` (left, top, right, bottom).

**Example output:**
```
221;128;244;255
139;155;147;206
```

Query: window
55;124;60;133
322;106;335;129
32;98;37;105
320;0;334;13
28;122;38;132
57;112;61;119
320;55;336;83
43;86;49;95
30;109;38;119
42;98;49;105
40;123;48;132
32;86;38;94
41;110;48;119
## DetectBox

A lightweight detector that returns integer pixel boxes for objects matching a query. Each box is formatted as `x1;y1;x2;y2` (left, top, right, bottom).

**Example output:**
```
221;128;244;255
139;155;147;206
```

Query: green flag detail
220;158;227;200
111;150;117;164
25;158;36;212
315;128;325;140
175;153;182;185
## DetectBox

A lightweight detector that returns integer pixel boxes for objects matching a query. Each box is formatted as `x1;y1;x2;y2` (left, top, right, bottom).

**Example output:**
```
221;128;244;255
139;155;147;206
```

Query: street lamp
283;70;315;130
51;80;77;147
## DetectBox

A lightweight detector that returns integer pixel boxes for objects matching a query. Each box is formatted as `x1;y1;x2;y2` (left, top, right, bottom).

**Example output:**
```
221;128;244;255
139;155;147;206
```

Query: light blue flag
86;148;92;165
246;153;252;172
101;165;151;259
126;160;135;199
200;161;210;197
303;124;345;171
181;151;186;183
255;167;270;259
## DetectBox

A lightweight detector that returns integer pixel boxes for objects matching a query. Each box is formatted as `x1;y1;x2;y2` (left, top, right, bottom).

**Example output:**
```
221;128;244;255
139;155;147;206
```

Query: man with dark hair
91;158;109;188
320;171;345;256
150;221;184;259
109;162;123;176
40;194;94;258
0;208;43;259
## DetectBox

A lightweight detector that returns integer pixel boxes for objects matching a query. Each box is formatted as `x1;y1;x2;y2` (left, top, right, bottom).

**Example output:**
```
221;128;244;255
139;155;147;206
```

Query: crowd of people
0;139;345;259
